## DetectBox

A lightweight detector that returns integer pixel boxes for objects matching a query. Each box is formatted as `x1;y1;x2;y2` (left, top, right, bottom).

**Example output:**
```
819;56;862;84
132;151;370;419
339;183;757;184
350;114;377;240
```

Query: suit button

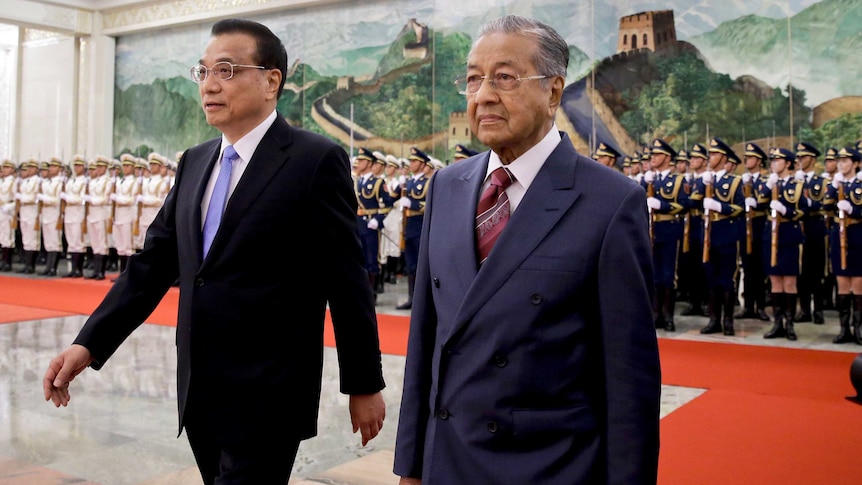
493;354;507;367
433;277;440;288
438;408;449;420
487;421;498;433
530;294;542;304
195;278;204;287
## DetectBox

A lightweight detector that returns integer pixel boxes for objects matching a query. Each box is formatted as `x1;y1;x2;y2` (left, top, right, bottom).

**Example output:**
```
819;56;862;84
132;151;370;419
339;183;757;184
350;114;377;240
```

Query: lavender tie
202;145;238;257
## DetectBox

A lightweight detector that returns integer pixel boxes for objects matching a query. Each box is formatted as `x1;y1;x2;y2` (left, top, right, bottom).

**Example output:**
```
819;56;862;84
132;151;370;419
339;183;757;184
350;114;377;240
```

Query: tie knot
223;145;238;162
490;167;515;189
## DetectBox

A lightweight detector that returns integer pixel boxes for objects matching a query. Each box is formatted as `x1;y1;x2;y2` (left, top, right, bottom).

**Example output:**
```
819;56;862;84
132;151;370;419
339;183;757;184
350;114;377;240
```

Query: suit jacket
394;133;661;484
74;114;385;444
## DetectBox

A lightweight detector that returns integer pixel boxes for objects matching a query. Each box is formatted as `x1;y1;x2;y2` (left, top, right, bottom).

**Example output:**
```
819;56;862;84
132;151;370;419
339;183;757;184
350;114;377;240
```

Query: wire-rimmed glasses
189;62;268;83
454;72;548;95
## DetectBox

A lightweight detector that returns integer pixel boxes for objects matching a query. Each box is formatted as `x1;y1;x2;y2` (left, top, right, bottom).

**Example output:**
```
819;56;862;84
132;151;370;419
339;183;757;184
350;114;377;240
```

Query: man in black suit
43;18;386;484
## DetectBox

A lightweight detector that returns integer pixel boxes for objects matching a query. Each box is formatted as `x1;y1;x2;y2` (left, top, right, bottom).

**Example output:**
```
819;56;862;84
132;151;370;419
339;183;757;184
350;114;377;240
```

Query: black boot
663;287;676;332
723;290;736;336
23;251;36;274
700;290;723;334
812;285;825;324
854;295;862;346
65;253;84;277
368;273;379;305
833;294;854;344
375;266;385;294
784;294;798;341
0;247;11;271
653;286;666;330
39;252;58;276
396;275;414;310
795;290;812;322
86;254;105;280
764;293;786;339
385;257;399;284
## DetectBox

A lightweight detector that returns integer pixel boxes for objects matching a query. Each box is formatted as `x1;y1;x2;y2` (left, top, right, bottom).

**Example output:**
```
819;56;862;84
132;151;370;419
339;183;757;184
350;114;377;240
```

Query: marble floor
1;269;860;484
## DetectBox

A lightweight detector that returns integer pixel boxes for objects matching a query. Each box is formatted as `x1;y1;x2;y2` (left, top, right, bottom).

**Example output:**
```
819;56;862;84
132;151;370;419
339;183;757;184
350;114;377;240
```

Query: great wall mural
113;0;862;164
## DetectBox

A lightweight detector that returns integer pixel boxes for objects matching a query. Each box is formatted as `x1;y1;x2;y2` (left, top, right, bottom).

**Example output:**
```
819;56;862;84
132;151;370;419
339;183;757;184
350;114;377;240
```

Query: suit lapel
190;142;221;262
201;116;293;264
451;138;582;334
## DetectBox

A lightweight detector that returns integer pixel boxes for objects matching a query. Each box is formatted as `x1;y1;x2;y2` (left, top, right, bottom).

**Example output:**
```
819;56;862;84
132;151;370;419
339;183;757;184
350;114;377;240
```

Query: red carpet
2;274;860;484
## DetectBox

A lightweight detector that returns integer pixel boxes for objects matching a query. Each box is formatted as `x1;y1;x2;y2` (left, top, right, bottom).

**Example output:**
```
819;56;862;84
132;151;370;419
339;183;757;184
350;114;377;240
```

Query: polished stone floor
1;268;860;484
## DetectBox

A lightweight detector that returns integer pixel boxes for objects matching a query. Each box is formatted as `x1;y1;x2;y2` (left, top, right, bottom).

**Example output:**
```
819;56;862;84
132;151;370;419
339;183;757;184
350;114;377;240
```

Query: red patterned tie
476;167;515;264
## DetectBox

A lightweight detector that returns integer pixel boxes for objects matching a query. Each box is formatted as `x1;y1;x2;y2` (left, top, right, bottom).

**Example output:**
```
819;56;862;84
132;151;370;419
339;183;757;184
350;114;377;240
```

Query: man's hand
399;478;422;485
349;392;385;446
43;344;94;407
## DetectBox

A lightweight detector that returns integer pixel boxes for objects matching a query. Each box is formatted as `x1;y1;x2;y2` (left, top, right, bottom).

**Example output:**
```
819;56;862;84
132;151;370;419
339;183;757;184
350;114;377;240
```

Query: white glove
646;197;661;210
635;173;643;183
838;200;853;214
794;170;806;181
703;197;722;212
59;192;67;201
770;200;787;215
856;171;862;182
745;197;757;209
684;173;692;182
702;171;714;184
135;195;143;204
82;195;91;203
832;172;845;189
643;171;655;184
13;193;21;200
822;172;832;181
0;205;8;215
35;193;45;201
398;197;411;209
398;175;407;185
741;173;751;184
109;193;117;201
366;218;379;230
766;173;779;189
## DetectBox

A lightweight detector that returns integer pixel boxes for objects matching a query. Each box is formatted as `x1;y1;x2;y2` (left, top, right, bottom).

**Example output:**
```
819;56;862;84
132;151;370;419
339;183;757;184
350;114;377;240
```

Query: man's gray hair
472;14;569;81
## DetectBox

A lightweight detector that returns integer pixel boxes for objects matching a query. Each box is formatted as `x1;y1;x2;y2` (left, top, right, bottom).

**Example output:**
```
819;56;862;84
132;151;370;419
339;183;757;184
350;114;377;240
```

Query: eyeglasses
454;72;548;95
189;62;268;83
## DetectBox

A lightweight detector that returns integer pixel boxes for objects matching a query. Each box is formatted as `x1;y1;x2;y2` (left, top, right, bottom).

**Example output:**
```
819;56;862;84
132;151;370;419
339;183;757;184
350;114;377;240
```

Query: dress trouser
186;422;300;485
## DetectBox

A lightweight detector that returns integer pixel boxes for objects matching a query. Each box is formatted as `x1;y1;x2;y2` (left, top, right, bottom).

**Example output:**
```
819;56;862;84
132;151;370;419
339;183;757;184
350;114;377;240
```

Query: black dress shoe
664;320;675;332
734;309;758;319
813;310;824;324
395;301;412;310
700;320;723;334
757;309;771;321
795;312;812;323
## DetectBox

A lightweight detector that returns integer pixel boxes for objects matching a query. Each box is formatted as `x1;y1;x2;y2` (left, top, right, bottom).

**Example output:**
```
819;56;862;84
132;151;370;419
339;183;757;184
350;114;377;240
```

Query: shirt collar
485;125;561;190
221;110;277;163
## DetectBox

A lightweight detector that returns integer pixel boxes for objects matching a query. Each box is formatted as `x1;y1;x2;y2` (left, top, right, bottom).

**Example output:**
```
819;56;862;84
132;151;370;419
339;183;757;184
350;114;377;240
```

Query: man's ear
548;75;565;113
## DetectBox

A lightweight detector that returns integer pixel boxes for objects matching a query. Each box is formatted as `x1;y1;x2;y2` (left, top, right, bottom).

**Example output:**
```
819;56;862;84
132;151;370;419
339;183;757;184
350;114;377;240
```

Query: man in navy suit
43;18;386;484
394;14;660;485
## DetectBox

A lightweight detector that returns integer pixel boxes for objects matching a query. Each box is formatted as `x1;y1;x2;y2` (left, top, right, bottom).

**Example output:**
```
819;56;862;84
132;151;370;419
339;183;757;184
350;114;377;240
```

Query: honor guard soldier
396;147;432;310
680;144;710;316
595;142;621;171
736;142;771;321
824;147;862;344
14;159;41;273
84;156;112;280
354;148;387;302
0;159;17;271
697;138;745;335
822;147;840;309
37;156;65;276
675;150;690;176
136;153;170;249
794;142;828;324
453;144;478;162
111;154;139;277
380;154;404;285
761;148;809;340
61;155;88;277
642;138;689;331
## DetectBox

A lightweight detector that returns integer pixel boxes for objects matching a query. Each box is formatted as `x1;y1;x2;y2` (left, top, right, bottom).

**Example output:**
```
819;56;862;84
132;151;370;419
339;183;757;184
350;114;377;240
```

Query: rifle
646;176;655;247
82;178;89;235
682;213;690;253
132;179;142;236
770;180;780;267
11;179;19;230
56;175;67;230
106;177;116;234
743;178;753;254
839;182;847;270
34;185;42;231
399;185;408;251
702;175;713;263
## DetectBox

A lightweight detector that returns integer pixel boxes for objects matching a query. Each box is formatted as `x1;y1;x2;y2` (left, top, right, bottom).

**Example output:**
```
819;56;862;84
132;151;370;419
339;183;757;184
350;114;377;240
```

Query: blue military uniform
355;148;388;301
679;144;709;317
642;138;689;331
736;142;771;321
760;148;809;340
453;144;478;161
395;147;432;310
823;147;862;344
794;142;828;324
697;138;745;335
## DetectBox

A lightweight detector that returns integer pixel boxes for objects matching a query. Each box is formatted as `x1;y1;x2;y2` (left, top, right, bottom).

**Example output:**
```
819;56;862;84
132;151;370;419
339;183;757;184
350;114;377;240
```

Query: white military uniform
111;158;139;257
39;159;65;253
16;163;41;252
136;154;169;249
63;159;89;255
86;161;111;256
0;161;16;251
